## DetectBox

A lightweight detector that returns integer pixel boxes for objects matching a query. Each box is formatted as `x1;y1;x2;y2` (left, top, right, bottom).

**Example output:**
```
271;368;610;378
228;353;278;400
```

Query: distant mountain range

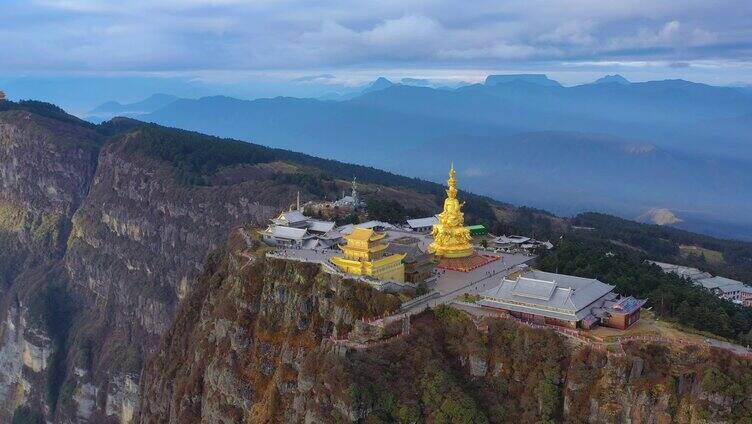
98;74;752;239
485;74;562;87
593;74;630;85
87;93;179;122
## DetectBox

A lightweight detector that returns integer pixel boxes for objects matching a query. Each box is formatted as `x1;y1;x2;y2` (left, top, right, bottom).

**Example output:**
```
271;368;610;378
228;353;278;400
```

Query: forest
537;236;752;343
573;213;752;283
0;99;96;129
104;118;502;223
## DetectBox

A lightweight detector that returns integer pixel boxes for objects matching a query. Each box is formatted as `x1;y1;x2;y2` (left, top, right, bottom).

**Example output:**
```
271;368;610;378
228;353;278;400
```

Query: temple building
330;227;406;282
259;208;340;248
479;270;646;330
648;260;752;307
334;176;364;208
428;165;474;258
387;236;436;284
407;216;439;233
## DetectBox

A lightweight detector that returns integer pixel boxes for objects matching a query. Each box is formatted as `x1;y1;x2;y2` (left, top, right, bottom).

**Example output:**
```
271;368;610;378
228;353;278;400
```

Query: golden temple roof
346;227;385;242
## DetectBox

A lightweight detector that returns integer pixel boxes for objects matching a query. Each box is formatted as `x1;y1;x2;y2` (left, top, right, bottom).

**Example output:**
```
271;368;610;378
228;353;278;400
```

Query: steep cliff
0;106;355;423
139;230;403;423
57;126;328;423
4;101;749;424
140;231;752;423
0;105;448;423
0;108;100;420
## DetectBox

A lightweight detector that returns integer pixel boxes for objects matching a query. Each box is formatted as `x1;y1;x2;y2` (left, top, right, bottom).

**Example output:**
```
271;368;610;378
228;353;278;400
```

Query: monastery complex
262;164;648;332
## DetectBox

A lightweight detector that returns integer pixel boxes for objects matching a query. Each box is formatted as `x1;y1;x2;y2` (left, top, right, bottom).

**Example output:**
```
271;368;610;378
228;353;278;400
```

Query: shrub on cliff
11;407;44;424
335;279;401;319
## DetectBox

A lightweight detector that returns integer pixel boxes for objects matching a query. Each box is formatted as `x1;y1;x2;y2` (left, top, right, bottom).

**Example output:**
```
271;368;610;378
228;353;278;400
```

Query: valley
127;76;752;240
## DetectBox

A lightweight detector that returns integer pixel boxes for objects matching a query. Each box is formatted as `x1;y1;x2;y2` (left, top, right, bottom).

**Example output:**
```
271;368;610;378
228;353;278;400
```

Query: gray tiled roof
386;243;429;263
647;261;712;280
511;277;557;300
338;221;395;235
493;235;531;244
273;210;308;225
695;276;749;293
406;216;439;228
308;220;336;233
479;270;615;321
266;225;308;240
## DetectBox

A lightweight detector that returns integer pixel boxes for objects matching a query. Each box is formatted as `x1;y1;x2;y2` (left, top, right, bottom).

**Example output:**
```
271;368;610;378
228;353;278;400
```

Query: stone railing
399;291;441;311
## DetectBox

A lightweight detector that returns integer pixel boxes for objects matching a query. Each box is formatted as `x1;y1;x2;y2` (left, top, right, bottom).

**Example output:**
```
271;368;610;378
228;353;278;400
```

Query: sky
2;0;752;112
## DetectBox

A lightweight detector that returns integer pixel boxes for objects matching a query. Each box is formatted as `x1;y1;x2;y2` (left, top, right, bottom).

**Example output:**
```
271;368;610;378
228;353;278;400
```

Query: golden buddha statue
428;164;474;258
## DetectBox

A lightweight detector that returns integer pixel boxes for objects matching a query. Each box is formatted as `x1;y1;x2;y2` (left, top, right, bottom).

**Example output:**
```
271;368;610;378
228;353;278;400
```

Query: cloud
290;74;337;83
1;0;751;74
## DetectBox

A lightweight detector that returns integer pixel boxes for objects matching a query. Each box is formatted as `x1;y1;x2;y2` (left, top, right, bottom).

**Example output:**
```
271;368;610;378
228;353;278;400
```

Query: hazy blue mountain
87;93;180;123
90;93;178;114
144;94;509;163
362;77;395;93
485;74;562;87
315;77;397;101
142;78;752;239
351;79;752;159
401;78;432;87
593;74;630;85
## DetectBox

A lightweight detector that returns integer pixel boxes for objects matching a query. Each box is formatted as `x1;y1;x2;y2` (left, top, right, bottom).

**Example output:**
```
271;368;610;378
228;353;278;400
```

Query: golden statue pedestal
428;164;475;258
437;254;499;272
428;165;500;272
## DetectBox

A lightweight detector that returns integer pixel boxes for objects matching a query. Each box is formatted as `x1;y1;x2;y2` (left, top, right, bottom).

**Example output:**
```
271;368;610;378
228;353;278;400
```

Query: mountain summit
484;74;561;87
593;74;631;85
89;93;178;114
637;208;682;225
362;77;395;93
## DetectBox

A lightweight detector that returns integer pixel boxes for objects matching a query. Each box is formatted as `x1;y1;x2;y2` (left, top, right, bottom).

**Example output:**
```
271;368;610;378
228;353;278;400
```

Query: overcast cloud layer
3;0;751;80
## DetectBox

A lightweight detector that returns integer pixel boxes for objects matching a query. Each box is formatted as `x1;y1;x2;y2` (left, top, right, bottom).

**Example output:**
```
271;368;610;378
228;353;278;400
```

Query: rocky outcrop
138;230;403;423
140;233;752;424
57;130;320;422
0;107;321;423
0;304;52;418
0;110;100;421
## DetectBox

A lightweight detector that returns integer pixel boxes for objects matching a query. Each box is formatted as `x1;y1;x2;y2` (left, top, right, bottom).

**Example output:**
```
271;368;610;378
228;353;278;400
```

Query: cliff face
3;105;750;424
0;108;322;423
138;230;402;423
140;231;752;424
58;130;309;422
0;109;100;420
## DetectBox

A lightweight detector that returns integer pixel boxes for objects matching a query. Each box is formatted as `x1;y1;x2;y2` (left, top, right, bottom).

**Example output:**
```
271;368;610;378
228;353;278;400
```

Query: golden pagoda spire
447;162;457;199
428;165;474;258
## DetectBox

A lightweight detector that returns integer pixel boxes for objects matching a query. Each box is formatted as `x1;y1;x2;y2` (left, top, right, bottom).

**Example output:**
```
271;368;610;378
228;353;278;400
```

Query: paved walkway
398;252;534;315
269;247;338;263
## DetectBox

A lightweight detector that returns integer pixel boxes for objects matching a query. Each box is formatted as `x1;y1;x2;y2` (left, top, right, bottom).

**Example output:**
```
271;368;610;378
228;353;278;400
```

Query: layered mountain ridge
1;100;751;423
138;78;752;239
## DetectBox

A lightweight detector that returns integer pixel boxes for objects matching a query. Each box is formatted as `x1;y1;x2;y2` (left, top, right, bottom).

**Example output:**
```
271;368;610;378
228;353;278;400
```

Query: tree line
537;236;752;344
